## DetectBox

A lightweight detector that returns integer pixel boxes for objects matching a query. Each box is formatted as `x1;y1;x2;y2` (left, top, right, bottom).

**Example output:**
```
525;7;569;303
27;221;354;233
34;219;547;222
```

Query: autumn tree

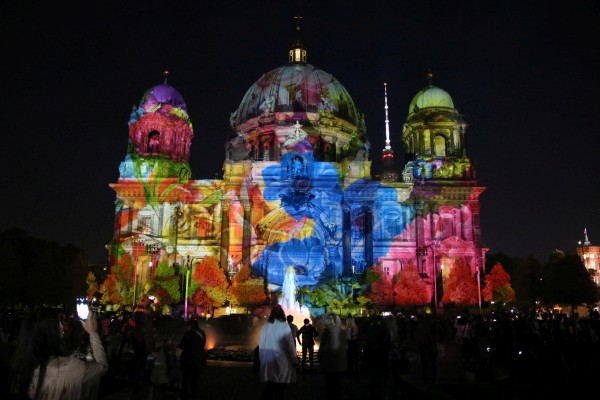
189;256;228;309
393;264;430;307
100;252;134;306
441;258;479;306
482;262;515;304
86;272;99;300
228;264;267;308
365;264;393;307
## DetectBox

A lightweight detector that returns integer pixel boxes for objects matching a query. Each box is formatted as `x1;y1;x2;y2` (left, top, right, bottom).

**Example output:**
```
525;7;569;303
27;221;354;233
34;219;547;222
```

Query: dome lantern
289;15;307;64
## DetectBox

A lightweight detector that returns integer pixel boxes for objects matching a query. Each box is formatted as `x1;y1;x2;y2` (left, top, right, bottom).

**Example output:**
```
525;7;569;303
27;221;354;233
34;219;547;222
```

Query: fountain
280;266;311;329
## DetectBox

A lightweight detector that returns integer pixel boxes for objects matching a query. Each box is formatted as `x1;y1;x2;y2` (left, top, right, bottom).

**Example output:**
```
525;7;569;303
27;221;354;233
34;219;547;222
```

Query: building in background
577;229;599;286
106;21;487;311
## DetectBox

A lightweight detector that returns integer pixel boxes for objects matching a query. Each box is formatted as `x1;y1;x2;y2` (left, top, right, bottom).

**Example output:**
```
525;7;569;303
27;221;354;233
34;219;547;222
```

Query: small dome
129;84;191;128
408;85;454;115
230;63;363;133
140;84;187;113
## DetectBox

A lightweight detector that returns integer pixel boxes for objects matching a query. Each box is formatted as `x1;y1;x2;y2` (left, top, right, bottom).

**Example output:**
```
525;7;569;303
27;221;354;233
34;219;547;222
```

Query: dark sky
1;0;599;264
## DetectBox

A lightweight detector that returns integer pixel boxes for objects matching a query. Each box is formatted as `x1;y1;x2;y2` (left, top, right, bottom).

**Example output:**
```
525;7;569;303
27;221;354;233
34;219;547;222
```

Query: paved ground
97;329;545;400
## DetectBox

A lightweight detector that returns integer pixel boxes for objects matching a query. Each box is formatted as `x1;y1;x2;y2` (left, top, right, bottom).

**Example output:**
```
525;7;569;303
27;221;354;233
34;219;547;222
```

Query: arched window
148;131;160;154
434;135;446;156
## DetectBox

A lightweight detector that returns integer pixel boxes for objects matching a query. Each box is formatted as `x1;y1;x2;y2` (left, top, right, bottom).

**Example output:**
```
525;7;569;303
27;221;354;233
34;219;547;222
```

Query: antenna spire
380;82;397;181
163;68;170;84
384;83;391;150
584;228;591;246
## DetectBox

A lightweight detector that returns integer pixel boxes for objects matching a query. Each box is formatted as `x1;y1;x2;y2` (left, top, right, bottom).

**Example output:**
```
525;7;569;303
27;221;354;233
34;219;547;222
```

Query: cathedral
107;22;487;311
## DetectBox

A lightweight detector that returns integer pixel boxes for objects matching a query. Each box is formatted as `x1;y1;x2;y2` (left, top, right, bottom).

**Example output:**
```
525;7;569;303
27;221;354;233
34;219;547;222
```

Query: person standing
258;305;298;400
10;307;108;400
297;318;319;372
287;315;299;345
131;298;155;388
179;319;207;400
344;315;359;373
318;313;348;400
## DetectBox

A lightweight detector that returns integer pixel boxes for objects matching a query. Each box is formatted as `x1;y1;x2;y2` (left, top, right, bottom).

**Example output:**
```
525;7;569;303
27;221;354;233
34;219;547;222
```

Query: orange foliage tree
86;272;99;300
482;262;516;304
365;264;393;307
441;258;479;306
227;264;267;308
189;256;228;309
393;264;430;307
99;252;135;305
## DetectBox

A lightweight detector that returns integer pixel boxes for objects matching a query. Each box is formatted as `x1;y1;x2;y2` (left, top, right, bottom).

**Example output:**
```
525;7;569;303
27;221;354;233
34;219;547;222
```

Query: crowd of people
2;303;600;400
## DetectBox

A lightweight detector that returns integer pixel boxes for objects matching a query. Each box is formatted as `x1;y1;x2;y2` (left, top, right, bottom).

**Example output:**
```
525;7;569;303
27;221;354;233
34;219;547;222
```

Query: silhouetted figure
318;313;348;400
287;315;299;345
362;315;391;397
297;318;319;372
131;299;154;387
345;315;359;373
179;319;207;400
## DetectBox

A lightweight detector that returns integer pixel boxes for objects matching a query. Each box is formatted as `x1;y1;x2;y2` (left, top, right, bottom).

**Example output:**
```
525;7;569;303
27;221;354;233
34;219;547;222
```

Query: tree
190;256;228;309
154;257;181;304
228;264;267;308
300;278;362;314
86;272;99;300
482;262;515;304
441;258;478;306
0;229;89;307
393;264;429;307
364;264;393;307
540;251;599;313
100;252;134;306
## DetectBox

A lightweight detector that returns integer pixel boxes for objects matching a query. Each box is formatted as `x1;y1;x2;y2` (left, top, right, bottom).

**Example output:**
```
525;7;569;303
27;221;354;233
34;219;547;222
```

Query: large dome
408;85;454;115
230;63;362;133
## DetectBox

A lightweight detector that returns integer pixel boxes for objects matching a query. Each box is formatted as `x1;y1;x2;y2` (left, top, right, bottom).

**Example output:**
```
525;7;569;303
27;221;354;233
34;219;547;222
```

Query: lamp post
477;266;482;314
431;241;438;312
184;257;191;320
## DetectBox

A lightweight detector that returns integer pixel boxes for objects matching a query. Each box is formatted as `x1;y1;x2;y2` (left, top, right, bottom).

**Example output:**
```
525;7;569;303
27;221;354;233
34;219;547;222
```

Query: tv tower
381;82;398;181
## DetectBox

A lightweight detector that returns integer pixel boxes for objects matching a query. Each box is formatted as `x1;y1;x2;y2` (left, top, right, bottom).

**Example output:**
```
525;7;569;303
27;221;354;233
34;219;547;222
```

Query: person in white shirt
258;305;299;399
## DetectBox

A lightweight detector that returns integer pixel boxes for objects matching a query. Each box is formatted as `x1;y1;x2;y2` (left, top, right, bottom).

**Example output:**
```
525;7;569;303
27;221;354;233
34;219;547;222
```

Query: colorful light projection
105;59;486;312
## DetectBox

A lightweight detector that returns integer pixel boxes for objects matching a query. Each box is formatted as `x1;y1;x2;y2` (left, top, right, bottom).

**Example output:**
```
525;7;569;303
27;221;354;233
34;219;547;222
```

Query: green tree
540;251;599;313
154;257;181;304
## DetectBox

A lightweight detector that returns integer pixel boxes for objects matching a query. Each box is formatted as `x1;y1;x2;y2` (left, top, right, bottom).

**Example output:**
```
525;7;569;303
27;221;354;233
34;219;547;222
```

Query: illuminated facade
107;26;487;309
577;229;600;286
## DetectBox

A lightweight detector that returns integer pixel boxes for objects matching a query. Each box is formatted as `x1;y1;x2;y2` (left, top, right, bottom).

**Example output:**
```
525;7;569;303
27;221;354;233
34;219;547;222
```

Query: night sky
2;1;599;264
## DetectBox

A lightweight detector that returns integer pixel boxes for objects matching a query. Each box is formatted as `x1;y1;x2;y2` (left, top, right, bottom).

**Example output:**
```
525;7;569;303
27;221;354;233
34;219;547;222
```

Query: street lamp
431;240;439;312
477;267;482;314
183;257;193;320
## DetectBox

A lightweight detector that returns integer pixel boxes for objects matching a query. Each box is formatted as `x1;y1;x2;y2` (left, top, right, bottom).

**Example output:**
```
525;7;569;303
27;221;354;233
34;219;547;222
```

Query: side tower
402;72;487;308
107;73;199;305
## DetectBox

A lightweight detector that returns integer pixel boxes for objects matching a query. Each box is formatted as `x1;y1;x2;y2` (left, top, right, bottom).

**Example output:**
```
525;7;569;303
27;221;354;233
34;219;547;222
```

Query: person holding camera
10;307;108;400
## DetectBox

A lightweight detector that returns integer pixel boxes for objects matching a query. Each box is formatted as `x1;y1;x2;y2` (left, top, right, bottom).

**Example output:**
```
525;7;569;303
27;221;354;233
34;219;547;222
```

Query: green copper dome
408;85;454;115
